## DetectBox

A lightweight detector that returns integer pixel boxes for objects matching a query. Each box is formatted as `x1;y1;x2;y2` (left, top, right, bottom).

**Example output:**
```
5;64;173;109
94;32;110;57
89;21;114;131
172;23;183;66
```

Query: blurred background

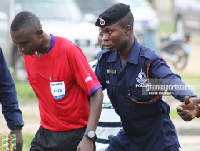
0;0;200;150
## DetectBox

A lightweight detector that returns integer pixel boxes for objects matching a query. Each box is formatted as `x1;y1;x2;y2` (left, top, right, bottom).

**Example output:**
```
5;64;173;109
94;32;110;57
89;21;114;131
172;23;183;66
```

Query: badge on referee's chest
50;81;65;100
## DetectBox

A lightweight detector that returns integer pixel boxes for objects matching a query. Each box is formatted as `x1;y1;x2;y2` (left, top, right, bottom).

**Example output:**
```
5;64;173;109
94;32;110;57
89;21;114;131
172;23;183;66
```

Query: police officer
0;47;24;151
94;3;197;151
93;31;122;151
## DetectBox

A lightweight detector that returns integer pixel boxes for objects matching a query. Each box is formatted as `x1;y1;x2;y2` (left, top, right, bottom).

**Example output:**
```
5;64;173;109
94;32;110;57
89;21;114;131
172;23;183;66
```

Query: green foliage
22;133;35;151
170;108;181;119
14;81;37;104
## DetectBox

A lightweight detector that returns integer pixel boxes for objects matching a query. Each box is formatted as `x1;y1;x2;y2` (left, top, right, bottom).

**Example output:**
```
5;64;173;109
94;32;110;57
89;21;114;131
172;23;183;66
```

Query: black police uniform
95;38;196;151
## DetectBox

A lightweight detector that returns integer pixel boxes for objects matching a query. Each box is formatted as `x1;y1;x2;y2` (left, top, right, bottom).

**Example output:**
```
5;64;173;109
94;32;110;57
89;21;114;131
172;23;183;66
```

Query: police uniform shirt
95;37;196;151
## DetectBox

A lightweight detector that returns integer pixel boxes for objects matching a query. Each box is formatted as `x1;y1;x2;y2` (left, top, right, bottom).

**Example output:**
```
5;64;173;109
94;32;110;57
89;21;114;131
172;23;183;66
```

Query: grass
23;133;35;151
14;81;37;104
13;81;37;150
170;108;181;119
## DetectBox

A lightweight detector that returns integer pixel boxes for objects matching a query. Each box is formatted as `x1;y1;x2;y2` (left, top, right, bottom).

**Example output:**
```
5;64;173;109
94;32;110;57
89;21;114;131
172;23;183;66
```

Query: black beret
95;3;130;28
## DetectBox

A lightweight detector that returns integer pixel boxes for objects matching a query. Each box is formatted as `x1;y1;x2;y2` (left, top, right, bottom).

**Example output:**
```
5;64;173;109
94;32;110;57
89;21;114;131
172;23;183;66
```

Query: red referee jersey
24;36;101;131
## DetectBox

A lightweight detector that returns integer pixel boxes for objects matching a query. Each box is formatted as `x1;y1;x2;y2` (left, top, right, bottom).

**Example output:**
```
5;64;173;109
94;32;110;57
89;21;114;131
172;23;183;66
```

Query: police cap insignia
95;3;130;28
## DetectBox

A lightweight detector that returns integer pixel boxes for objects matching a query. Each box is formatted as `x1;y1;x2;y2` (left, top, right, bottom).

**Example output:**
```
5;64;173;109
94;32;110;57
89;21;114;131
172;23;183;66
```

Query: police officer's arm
150;58;196;102
0;48;24;151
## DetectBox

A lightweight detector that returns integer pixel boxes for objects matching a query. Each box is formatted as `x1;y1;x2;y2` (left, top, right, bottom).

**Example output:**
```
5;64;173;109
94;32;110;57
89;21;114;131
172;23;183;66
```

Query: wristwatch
195;103;200;118
84;130;97;140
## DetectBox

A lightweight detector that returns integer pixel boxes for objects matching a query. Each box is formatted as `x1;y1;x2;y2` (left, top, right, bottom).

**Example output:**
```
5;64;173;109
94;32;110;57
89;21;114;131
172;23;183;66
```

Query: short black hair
119;12;134;28
10;11;42;31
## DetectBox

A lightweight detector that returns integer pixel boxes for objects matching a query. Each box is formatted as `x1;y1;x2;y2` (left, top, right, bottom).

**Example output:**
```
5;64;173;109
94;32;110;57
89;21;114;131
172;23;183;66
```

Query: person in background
89;33;122;151
0;47;24;151
94;3;197;151
10;11;103;151
181;34;191;57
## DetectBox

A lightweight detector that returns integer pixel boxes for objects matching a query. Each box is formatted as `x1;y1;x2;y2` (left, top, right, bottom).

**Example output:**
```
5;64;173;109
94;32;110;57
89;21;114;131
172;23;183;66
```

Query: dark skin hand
177;96;200;121
10;129;23;151
77;136;94;151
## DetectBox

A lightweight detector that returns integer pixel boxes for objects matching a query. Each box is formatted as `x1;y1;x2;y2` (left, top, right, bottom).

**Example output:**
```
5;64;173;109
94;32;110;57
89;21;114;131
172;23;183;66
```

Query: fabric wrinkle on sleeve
68;46;101;95
150;58;196;102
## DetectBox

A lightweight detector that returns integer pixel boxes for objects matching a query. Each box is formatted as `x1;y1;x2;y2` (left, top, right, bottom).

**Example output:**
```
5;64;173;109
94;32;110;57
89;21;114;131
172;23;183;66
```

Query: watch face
88;131;95;138
84;130;96;140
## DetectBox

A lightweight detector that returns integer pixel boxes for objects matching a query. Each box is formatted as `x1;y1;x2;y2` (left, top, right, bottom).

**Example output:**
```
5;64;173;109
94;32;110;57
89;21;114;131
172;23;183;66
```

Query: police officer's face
11;28;43;56
99;21;130;52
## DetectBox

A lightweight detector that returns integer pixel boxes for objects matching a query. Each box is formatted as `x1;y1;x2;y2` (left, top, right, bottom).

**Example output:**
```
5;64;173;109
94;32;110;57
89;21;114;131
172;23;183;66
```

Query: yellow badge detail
107;69;116;74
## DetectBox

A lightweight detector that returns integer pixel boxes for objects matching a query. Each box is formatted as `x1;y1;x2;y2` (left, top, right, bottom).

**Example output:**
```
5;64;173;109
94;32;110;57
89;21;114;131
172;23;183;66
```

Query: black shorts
30;126;86;151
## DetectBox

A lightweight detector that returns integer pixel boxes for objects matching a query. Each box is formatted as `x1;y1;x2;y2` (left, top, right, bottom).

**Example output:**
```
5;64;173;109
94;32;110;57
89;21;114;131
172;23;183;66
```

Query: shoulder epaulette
97;49;109;61
140;47;159;62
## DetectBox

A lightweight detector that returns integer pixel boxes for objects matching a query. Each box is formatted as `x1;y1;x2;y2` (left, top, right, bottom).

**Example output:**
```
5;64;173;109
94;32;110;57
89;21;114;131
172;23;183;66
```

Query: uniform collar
126;37;141;64
107;51;118;63
107;37;141;64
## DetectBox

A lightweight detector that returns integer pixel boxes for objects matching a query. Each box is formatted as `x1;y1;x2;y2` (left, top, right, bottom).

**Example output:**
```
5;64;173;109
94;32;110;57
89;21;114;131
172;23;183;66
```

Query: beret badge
95;3;131;28
99;18;105;26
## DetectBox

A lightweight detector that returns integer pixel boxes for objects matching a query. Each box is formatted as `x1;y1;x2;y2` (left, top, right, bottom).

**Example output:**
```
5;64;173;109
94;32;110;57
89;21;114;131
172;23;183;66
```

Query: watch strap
84;130;97;140
195;103;200;118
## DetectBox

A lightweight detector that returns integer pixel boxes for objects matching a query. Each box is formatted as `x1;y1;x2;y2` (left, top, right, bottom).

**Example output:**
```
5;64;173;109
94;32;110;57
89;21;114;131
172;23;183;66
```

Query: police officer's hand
177;96;199;121
10;129;23;151
190;97;200;104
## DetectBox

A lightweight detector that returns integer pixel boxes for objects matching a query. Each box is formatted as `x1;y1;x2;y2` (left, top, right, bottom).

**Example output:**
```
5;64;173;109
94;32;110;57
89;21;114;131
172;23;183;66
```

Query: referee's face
11;28;43;56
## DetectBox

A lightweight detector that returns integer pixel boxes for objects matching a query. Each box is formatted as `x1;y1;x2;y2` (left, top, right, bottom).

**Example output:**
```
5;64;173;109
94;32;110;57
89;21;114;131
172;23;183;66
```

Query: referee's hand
77;136;94;151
